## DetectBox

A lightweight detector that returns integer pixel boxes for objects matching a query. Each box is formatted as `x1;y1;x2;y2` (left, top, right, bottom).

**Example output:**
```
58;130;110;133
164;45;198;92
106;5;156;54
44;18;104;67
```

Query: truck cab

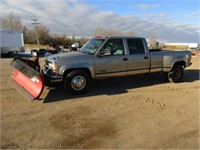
93;37;150;77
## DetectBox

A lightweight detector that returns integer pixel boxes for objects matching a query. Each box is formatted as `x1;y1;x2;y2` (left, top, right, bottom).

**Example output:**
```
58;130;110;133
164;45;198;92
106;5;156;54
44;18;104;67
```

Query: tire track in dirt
131;93;198;121
125;93;199;149
91;93;198;149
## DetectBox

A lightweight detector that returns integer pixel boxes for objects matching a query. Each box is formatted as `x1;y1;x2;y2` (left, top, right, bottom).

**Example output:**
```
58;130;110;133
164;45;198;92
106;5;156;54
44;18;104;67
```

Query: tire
64;70;91;94
167;65;184;83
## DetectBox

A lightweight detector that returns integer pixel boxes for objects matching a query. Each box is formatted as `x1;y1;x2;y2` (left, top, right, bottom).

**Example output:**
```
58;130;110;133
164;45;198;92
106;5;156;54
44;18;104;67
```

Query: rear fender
163;56;186;72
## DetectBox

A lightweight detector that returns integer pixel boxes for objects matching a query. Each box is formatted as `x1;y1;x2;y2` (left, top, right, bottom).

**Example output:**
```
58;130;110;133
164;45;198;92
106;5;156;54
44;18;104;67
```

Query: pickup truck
43;36;192;94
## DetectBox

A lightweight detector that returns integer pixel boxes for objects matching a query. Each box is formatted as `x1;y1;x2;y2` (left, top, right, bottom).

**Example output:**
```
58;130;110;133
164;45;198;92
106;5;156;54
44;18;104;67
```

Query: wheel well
63;68;92;80
173;61;185;69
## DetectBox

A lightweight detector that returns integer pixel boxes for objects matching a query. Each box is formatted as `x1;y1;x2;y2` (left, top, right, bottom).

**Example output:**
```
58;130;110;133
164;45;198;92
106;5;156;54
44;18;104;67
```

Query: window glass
80;39;105;54
127;39;145;54
102;39;125;56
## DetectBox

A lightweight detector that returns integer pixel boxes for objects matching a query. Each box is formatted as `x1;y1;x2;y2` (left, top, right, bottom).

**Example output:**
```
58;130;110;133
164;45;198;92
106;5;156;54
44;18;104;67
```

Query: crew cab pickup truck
43;36;192;94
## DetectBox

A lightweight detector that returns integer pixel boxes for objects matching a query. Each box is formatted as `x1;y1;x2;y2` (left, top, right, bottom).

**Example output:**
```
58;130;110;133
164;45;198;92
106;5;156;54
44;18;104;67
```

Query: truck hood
46;51;94;65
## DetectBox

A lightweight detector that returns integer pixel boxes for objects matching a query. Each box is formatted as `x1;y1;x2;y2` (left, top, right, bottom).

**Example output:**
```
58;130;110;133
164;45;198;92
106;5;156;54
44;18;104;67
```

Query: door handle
144;56;148;59
123;58;128;61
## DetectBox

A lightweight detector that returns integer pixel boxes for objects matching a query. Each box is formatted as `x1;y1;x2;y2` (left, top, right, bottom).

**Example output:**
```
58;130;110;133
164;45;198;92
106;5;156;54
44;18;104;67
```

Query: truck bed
149;49;162;52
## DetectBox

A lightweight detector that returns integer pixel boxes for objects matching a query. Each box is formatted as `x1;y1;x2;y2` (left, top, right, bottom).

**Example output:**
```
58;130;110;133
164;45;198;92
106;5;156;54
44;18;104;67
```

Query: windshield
80;39;105;54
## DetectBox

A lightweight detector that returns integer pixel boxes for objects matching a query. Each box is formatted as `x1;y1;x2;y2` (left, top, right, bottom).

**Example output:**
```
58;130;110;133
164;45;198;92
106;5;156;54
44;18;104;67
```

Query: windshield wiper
80;49;89;54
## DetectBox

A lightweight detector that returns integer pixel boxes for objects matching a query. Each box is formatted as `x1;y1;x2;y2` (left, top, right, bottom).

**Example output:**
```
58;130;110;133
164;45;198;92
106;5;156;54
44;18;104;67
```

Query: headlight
45;57;59;74
46;56;59;69
49;62;59;75
49;62;58;70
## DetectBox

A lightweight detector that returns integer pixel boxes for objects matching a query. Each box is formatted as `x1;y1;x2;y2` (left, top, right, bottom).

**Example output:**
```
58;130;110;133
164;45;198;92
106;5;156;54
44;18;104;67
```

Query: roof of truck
93;36;144;39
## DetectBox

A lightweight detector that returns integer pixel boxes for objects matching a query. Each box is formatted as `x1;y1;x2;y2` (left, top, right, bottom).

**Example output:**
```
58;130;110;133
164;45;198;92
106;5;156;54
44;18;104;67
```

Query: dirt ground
0;56;199;149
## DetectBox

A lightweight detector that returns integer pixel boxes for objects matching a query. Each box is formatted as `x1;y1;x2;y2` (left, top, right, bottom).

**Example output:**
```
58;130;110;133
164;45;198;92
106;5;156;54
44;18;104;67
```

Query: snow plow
8;51;44;101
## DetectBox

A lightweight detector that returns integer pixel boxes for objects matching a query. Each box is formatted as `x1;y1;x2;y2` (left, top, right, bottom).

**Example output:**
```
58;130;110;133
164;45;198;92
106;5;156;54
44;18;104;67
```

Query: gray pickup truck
43;36;192;94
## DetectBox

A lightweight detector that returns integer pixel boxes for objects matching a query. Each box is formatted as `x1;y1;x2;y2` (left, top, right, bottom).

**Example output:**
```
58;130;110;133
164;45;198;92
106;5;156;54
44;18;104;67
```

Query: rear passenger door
126;38;150;75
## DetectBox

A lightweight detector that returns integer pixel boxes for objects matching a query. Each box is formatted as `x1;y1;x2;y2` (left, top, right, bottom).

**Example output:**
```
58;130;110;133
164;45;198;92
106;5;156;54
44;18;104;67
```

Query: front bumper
42;70;63;84
186;62;192;67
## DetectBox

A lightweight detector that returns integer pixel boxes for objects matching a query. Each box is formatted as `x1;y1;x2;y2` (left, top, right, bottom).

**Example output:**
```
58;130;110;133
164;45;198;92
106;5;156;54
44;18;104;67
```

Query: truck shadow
43;69;199;103
1;54;15;58
183;69;200;82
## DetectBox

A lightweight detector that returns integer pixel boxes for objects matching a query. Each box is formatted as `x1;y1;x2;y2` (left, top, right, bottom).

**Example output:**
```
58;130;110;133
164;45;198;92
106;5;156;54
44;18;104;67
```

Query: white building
163;42;199;50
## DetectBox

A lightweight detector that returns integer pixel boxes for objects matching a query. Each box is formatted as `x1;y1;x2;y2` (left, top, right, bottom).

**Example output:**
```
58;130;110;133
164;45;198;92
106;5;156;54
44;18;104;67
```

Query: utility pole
31;18;40;49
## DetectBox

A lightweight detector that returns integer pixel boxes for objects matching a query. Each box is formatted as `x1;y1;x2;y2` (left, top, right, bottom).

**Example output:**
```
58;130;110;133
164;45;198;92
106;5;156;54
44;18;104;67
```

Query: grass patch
24;44;47;51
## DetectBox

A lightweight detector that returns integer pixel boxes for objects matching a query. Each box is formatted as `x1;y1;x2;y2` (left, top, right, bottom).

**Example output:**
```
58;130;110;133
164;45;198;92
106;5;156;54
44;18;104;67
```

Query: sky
1;0;200;43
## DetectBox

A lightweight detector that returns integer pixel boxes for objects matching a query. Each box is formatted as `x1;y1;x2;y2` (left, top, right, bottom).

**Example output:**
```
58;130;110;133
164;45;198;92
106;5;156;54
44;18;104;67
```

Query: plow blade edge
8;59;44;101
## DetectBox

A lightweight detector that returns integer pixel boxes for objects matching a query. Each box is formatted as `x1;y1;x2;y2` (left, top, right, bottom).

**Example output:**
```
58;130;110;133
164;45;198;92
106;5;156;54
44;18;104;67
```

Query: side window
127;39;146;54
101;39;125;56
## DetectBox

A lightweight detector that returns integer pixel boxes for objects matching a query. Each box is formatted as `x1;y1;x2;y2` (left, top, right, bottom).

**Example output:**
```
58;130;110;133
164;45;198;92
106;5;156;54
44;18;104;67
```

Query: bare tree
79;37;90;46
37;26;51;45
22;26;29;43
149;33;158;49
94;27;121;36
0;12;23;31
25;30;38;44
50;34;67;45
94;27;108;36
123;31;134;36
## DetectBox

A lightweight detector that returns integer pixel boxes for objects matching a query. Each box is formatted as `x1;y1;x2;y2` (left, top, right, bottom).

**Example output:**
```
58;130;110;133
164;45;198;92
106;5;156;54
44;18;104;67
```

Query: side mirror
97;50;111;57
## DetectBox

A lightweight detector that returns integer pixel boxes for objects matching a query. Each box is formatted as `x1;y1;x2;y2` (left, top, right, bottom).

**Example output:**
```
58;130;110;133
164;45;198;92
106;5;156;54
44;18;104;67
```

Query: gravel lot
1;56;199;149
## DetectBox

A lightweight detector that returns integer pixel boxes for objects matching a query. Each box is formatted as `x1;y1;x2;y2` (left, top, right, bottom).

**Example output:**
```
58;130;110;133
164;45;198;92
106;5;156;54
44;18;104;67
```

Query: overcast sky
1;0;199;43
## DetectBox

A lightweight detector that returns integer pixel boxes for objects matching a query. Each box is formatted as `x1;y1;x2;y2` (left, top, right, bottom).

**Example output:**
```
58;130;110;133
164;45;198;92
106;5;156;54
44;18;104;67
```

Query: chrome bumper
186;62;192;67
42;70;63;83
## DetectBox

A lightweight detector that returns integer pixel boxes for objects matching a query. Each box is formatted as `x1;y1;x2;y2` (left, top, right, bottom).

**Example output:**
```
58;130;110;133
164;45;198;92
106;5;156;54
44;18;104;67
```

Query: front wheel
64;70;91;94
165;65;184;83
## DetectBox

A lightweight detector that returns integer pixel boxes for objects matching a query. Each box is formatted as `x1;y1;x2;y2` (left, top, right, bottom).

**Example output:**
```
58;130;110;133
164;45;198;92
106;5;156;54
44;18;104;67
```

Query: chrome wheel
168;65;183;83
71;76;86;91
64;70;91;94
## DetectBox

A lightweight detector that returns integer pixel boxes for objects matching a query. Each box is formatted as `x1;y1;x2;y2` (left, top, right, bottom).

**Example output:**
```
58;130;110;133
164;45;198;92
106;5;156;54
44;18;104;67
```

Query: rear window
127;39;145;54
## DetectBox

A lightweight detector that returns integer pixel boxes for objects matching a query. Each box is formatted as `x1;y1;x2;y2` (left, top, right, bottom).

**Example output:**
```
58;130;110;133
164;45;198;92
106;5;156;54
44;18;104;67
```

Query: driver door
95;39;128;78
